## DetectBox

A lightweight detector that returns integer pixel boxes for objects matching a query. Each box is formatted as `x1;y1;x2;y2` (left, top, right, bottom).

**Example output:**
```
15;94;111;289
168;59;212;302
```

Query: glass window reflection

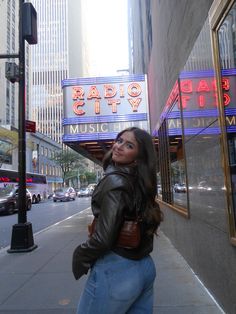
218;2;236;230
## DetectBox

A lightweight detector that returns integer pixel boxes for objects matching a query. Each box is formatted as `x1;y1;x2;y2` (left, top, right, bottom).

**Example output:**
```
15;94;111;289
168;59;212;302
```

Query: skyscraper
28;0;99;185
0;0;19;127
29;0;69;143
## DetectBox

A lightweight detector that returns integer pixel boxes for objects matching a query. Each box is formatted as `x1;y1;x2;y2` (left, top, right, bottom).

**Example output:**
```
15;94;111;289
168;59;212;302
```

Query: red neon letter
108;99;120;113
72;86;84;100
197;80;210;92
73;101;85;115
198;95;206;108
128;98;142;111
127;83;142;97
180;80;193;93
94;100;100;114
104;85;117;98
224;93;230;106
120;84;125;97
87;86;101;99
213;93;230;106
180;95;190;109
222;78;230;91
212;78;230;92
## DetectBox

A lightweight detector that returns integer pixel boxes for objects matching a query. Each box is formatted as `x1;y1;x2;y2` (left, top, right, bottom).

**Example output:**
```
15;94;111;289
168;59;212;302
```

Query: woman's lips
113;150;122;157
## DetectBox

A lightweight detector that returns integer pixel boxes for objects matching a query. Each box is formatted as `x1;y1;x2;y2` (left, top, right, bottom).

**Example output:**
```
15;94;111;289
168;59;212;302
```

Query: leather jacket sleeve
72;174;133;280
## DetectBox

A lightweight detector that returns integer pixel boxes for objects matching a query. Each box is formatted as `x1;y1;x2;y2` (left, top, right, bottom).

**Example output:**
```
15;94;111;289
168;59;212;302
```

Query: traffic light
22;3;37;45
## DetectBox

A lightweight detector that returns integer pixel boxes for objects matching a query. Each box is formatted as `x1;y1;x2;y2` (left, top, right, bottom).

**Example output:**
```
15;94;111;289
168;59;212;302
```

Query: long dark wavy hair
103;127;163;235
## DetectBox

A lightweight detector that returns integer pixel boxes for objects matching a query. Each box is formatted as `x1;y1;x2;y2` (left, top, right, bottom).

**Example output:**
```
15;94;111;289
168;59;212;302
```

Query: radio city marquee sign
62;75;149;142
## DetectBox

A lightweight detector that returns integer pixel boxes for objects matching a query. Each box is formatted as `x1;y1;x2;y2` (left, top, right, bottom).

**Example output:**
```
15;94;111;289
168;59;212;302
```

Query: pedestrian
72;127;163;314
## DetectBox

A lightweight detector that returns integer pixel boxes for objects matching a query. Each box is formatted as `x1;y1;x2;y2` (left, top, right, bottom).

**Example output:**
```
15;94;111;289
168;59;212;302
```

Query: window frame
210;0;236;245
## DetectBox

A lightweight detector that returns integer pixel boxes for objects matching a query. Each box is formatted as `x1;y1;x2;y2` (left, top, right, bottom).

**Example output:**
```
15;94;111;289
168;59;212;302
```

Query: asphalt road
0;196;91;250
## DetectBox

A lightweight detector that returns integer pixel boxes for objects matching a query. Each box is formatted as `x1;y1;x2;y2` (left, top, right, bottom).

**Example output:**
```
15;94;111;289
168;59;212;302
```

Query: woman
72;127;163;314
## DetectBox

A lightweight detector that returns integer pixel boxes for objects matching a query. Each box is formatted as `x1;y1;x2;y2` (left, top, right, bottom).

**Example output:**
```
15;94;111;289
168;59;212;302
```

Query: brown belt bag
88;217;141;249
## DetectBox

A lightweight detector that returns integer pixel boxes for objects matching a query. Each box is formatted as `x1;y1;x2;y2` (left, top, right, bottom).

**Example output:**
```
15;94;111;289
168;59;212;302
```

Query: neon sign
62;75;149;143
71;83;143;116
180;77;230;108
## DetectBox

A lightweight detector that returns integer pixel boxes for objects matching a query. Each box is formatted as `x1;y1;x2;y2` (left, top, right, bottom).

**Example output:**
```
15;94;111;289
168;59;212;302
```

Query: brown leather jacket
72;164;154;280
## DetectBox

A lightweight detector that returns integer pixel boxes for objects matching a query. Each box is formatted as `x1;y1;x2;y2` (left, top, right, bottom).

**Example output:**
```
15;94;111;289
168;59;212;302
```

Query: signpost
6;1;38;253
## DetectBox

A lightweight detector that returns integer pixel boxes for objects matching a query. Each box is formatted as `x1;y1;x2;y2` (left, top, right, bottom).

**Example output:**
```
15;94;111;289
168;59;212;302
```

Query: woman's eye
116;138;134;149
116;138;123;144
126;143;134;149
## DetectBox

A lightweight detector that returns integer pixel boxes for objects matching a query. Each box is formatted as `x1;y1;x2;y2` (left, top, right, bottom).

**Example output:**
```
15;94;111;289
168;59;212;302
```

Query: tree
51;150;87;185
84;171;96;184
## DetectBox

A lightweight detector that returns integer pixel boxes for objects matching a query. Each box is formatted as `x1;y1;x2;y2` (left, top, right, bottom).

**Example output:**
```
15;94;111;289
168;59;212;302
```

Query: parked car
77;187;91;197
0;186;32;215
52;187;76;202
173;183;186;193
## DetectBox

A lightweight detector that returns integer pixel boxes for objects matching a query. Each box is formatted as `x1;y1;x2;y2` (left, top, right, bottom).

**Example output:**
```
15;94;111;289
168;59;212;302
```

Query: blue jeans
76;252;156;314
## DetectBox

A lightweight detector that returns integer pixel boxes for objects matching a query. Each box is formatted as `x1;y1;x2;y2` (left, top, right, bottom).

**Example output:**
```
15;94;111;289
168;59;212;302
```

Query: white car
77;187;91;197
53;187;76;202
174;183;186;193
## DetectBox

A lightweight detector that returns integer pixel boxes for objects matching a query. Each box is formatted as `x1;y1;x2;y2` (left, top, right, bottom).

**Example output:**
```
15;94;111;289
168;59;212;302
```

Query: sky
81;0;129;77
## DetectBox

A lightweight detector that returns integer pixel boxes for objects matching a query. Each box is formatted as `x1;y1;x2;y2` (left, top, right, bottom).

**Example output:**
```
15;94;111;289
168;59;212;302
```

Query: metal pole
8;0;37;253
18;0;26;224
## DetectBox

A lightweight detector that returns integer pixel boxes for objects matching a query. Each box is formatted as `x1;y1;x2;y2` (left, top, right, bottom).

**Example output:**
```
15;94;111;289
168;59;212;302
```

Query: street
0;196;91;250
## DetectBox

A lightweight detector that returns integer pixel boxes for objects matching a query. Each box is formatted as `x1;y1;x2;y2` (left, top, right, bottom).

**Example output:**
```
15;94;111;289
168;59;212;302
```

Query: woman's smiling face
112;131;139;165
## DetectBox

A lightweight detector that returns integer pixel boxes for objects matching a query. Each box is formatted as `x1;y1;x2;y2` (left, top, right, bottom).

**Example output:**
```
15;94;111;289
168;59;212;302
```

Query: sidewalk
0;207;224;314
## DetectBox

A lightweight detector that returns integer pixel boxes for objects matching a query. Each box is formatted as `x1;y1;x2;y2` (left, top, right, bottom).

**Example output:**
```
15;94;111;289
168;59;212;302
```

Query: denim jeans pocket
84;267;97;298
105;262;142;301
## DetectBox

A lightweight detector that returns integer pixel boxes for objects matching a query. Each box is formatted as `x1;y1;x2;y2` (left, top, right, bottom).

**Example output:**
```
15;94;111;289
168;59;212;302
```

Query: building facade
0;125;62;193
28;132;63;193
128;0;236;313
29;0;90;143
0;1;64;190
29;0;69;143
0;0;19;127
28;0;97;186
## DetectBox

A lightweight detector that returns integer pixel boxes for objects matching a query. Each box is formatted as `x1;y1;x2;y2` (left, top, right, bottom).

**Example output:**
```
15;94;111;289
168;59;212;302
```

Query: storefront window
158;81;188;213
218;1;236;233
179;17;227;230
167;92;188;209
157;16;228;224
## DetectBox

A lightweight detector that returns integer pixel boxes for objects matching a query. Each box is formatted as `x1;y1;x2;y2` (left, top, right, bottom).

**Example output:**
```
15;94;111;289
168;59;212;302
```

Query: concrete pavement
0;207;225;314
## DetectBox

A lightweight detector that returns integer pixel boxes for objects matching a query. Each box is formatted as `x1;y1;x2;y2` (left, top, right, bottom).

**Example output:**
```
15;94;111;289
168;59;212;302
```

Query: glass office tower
29;0;69;143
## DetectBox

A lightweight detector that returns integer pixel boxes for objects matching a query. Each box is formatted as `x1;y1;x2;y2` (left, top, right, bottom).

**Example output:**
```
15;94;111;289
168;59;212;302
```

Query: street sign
26;120;36;133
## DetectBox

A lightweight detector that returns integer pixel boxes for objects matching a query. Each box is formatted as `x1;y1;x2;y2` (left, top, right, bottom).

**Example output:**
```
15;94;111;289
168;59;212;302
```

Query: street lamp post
7;1;38;253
